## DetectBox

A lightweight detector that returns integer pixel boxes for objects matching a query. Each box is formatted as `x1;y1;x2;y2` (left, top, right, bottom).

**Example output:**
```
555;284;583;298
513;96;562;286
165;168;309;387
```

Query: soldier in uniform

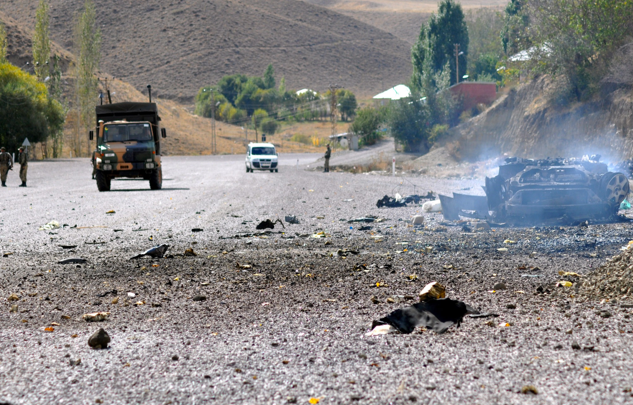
17;146;28;187
324;143;331;173
0;147;13;187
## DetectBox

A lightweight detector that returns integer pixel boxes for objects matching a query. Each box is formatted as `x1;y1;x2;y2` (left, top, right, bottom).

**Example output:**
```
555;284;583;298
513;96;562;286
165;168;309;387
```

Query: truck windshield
251;147;275;155
103;124;153;142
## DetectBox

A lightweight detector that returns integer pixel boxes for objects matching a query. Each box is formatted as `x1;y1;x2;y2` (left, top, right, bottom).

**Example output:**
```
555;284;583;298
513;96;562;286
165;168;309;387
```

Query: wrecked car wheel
95;171;111;192
601;172;629;207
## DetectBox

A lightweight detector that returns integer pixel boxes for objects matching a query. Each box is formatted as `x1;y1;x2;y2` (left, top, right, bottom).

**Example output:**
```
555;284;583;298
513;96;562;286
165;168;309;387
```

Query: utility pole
454;43;460;85
211;92;217;154
329;84;340;138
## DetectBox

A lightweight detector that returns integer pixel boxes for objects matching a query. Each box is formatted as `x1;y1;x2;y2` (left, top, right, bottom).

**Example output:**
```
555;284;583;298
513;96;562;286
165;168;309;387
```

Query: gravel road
1;155;633;404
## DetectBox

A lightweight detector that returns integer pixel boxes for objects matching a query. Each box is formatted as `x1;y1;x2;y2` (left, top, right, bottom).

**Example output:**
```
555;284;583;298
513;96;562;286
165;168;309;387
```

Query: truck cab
91;102;166;191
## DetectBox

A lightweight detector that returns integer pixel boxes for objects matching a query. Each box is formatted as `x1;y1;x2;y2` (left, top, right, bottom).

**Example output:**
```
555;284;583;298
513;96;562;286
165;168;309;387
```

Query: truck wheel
149;167;163;190
95;171;111;192
246;166;250;173
270;169;274;173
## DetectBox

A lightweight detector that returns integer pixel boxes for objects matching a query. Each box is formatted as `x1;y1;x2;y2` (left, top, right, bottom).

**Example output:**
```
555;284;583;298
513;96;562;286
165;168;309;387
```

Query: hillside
301;0;508;44
440;73;633;163
0;0;413;101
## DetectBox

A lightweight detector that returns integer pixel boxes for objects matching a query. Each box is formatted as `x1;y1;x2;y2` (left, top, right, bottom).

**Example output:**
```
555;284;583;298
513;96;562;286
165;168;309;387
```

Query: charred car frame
441;157;630;223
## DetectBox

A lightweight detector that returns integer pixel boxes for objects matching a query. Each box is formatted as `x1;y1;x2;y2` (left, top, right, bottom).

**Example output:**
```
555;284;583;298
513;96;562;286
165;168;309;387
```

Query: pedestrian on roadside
17;146;28;187
324;143;331;173
0;146;13;187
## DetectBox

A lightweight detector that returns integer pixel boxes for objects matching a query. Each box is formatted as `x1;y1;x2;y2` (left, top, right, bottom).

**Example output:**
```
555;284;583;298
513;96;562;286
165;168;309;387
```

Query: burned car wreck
440;157;630;223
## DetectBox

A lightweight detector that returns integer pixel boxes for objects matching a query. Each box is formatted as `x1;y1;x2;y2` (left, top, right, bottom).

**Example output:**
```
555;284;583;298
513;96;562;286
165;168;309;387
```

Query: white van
245;142;278;173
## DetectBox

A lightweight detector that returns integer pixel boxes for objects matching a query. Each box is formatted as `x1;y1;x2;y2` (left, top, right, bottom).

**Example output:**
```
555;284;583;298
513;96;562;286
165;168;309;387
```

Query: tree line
0;0;101;157
195;65;358;139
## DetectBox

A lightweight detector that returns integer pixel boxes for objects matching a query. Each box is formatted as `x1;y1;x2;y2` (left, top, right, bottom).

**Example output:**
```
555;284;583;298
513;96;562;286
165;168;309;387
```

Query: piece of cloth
0;165;8;183
19;164;27;183
372;298;479;334
324;157;330;172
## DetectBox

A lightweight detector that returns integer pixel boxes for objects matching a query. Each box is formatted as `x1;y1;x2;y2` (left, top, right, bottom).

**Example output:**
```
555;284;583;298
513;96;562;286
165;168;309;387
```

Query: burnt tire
149;167;163;190
95;171;111;192
600;172;629;208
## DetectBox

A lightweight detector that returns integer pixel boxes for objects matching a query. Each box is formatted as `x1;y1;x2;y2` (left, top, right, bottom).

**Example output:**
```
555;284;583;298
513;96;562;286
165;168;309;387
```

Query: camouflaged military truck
90;101;166;192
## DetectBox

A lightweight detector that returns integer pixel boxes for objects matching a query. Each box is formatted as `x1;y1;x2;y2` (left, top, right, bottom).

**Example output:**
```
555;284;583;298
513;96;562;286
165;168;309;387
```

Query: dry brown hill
0;0;413;101
302;0;508;44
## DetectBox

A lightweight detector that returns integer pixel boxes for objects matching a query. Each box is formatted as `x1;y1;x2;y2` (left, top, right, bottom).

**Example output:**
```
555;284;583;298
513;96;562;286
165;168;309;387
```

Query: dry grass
58;79;340;157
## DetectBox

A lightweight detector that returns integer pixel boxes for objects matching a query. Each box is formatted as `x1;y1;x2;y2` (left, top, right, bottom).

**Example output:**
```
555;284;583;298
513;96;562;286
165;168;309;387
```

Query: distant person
324;143;331;173
17;146;28;187
0;146;13;187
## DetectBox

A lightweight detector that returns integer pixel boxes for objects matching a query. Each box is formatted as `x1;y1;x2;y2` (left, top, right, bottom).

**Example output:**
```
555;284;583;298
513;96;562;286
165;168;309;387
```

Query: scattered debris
337;249;359;257
493;282;507;290
69;358;82;366
347;217;378;223
9;304;18;313
106;210;116;214
59;245;78;249
38;220;61;231
130;244;170;260
184;248;197;256
58;258;87;264
411;215;424;226
418;282;446;302
369;298;479;335
284;215;300;224
191;228;204;232
422;200;442;213
88;328;111;349
83;312;110;322
192;295;207;302
2;252;13;257
256;219;285;230
8;293;20;302
376;192;434;208
521;385;538;395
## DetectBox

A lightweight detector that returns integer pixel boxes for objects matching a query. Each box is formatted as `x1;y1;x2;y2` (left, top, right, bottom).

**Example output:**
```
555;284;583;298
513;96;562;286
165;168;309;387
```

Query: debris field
1;155;633;404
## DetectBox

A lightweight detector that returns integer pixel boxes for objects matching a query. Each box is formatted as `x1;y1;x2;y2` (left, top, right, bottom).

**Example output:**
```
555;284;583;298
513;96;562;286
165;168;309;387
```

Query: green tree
473;53;501;82
217;74;247;105
0;23;7;63
466;8;504;78
260;117;278;136
388;89;431;153
47;55;65;157
349;107;383;146
33;0;51;82
194;86;227;118
426;0;469;85
527;0;633;101
501;0;530;56
251;108;268;140
0;63;65;151
337;89;357;121
74;0;101;156
263;64;276;90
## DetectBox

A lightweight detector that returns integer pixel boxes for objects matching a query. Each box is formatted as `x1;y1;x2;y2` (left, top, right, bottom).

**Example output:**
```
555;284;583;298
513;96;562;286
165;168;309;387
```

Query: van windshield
251;147;275;155
103;124;153;142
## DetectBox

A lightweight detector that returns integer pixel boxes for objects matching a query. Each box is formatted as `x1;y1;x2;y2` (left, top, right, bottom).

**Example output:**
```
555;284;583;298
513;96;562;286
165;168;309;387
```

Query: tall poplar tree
33;0;51;82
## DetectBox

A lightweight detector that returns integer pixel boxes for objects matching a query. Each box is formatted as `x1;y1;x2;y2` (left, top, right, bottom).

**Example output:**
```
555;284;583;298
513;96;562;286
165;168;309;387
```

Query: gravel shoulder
1;156;632;404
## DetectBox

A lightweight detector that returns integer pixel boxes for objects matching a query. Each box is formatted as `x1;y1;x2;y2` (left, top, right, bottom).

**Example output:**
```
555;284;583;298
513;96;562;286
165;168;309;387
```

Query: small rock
411;215;424;226
386;297;395;304
83;312;110;322
493;282;507;290
473;222;491;231
192;295;207;302
370;296;380;304
600;311;612;318
554;344;563;350
111;297;119;304
8;293;20;302
565;329;573;334
571;341;581;350
521;385;538;395
419;282;446;302
88;328;111;349
9;304;18;313
506;304;516;309
70;358;81;366
172;355;179;361
184;248;197;256
286;397;297;404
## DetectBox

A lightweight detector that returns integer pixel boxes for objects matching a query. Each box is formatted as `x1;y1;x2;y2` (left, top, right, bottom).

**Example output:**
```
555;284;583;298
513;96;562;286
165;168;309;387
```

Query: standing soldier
17;146;28;187
324;143;331;173
0;147;13;187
